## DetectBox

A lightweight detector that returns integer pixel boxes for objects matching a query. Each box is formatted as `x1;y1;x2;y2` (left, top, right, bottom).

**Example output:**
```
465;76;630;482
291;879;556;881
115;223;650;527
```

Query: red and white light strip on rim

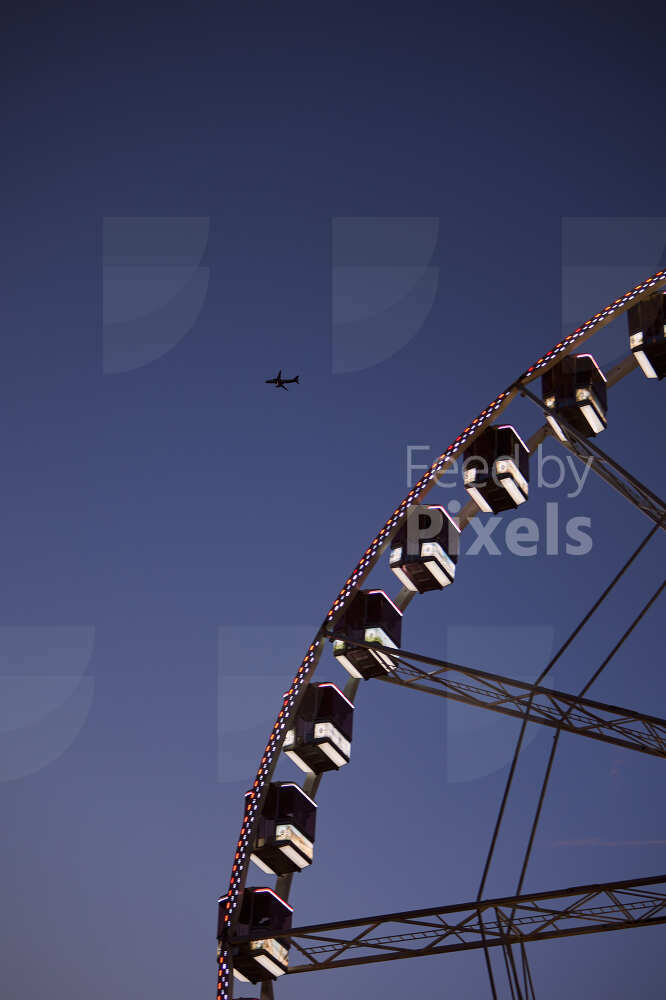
217;268;666;1000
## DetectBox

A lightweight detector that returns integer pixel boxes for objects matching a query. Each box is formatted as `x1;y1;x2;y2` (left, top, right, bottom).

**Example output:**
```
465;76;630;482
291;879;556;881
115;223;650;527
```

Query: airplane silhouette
265;369;300;391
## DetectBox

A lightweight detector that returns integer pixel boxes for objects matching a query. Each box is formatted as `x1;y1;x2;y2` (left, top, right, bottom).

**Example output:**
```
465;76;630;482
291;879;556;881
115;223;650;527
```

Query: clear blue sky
1;4;665;999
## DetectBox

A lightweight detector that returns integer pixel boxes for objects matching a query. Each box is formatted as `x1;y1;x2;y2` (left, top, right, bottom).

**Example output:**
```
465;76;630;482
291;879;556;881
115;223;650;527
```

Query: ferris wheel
216;269;666;1000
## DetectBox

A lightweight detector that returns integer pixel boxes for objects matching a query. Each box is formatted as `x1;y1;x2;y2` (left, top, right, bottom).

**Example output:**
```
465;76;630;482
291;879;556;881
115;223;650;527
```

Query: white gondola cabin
283;682;353;774
628;292;666;380
250;782;317;876
463;425;530;513
223;887;292;983
542;354;608;439
332;589;402;680
390;505;460;592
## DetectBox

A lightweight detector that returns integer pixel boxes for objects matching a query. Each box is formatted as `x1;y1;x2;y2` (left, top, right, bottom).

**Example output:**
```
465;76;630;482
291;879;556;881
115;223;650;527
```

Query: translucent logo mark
102;216;210;374
217;625;315;784
443;625;555;784
331;217;439;373
561;217;666;367
0;626;95;782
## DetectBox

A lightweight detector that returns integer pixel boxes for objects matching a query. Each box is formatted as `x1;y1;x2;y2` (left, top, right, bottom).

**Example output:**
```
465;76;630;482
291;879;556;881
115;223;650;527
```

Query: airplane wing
277;369;282;380
279;383;289;390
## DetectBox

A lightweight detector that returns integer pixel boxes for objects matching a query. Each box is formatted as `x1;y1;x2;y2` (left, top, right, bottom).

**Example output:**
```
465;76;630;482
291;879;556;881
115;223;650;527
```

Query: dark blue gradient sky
2;5;665;999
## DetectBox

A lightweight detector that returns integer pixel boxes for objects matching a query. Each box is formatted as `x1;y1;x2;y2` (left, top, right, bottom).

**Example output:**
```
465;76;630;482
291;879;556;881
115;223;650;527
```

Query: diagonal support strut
322;632;666;759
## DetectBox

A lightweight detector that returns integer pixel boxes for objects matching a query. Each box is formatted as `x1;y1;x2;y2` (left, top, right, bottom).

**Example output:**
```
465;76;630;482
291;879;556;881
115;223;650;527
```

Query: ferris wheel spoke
322;632;666;758
520;381;666;528
233;874;666;974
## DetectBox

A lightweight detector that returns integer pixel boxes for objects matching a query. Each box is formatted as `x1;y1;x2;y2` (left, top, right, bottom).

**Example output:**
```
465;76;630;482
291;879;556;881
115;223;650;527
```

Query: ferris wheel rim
217;267;666;1000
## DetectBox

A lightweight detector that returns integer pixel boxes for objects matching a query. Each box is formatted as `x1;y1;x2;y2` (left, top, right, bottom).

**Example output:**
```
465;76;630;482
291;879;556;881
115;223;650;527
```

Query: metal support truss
519;383;666;529
322;633;666;759
557;431;665;527
231;873;666;974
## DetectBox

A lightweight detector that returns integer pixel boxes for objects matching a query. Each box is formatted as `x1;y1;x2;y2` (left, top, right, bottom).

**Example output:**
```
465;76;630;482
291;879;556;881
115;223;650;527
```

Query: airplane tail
294;375;299;383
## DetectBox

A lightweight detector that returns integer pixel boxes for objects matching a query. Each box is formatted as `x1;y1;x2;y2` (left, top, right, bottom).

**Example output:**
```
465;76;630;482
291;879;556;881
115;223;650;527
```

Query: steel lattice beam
230;874;666;974
558;432;665;528
519;382;666;530
323;633;666;759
